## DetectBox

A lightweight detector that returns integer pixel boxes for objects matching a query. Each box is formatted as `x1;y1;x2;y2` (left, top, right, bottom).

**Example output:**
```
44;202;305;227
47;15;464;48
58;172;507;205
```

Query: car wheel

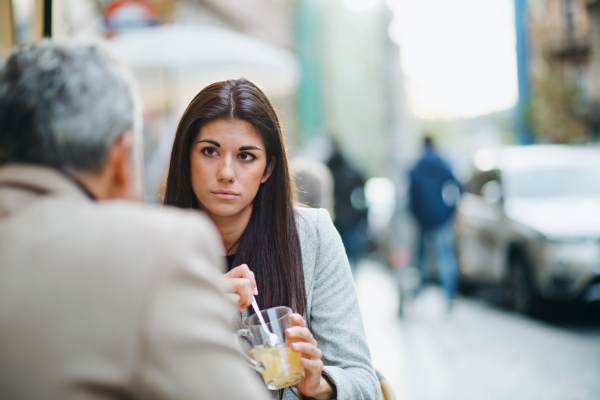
458;277;476;296
509;256;538;315
456;243;476;296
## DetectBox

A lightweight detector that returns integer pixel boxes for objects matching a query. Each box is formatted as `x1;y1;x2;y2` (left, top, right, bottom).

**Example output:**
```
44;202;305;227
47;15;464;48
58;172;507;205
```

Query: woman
163;78;380;400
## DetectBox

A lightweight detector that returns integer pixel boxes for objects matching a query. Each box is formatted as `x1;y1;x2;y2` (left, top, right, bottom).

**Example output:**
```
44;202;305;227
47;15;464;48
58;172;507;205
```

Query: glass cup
234;306;305;390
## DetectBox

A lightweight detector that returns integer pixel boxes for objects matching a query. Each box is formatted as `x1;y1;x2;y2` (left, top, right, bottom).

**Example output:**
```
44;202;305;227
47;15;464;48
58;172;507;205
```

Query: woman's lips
212;190;239;199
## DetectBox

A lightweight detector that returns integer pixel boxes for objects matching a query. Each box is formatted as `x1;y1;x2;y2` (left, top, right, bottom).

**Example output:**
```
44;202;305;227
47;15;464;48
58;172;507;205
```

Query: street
355;260;600;400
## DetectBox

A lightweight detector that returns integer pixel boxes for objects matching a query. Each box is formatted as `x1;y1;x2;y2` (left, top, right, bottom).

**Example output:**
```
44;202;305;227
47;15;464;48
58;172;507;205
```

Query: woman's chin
204;204;250;220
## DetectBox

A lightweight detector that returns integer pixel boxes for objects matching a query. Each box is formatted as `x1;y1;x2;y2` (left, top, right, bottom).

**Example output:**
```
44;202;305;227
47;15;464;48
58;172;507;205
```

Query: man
0;41;269;400
327;142;368;271
409;136;461;307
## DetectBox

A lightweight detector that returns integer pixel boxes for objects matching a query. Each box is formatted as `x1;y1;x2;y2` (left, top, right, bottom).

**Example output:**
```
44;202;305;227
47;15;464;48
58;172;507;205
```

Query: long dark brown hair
163;78;306;317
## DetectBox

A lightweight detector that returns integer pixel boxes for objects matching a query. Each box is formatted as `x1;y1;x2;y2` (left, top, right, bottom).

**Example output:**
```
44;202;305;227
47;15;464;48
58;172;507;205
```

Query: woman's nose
217;158;235;182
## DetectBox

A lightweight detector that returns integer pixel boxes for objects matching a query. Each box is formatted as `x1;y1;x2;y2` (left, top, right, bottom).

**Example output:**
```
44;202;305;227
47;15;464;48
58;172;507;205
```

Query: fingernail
254;288;259;295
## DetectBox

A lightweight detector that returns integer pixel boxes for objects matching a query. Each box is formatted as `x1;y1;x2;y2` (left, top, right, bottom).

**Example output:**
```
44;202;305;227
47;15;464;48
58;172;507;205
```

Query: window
563;0;575;37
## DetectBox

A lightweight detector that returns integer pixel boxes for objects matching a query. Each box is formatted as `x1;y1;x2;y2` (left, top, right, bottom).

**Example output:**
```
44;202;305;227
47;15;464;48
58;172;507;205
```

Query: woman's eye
239;152;256;163
201;147;218;157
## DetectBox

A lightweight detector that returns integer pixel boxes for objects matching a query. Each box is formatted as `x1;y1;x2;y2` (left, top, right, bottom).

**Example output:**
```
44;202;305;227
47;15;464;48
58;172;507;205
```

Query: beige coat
0;165;270;400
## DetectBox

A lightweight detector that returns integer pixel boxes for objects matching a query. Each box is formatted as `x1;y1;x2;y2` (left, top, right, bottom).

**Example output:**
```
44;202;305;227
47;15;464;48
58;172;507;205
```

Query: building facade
526;0;600;142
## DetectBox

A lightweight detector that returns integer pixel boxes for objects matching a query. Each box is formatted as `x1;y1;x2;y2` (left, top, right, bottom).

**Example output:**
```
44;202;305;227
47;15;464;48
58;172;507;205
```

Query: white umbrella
106;24;301;100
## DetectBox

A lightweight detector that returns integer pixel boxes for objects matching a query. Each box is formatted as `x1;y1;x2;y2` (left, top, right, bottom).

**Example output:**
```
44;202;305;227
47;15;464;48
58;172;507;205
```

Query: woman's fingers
223;264;258;295
222;277;252;294
290;313;306;327
300;357;324;373
288;314;313;342
230;278;253;310
286;326;317;346
225;293;240;308
221;277;253;311
285;315;327;398
290;341;322;360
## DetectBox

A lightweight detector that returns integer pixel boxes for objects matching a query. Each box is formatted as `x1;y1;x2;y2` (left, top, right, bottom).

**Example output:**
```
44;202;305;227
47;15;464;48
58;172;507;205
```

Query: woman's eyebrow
197;139;220;147
239;145;263;152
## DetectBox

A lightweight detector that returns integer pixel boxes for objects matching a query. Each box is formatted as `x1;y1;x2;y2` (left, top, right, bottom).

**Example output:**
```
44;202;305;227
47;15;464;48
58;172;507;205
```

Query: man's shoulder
93;201;223;261
95;201;216;238
22;198;224;273
413;153;451;174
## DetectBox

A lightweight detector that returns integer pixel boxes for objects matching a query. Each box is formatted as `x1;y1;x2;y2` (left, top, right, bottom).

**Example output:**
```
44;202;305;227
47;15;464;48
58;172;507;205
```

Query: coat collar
0;164;96;201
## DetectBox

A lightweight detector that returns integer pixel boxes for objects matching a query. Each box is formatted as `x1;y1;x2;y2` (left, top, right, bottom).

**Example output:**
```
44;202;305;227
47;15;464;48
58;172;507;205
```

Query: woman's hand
221;264;258;312
286;314;336;400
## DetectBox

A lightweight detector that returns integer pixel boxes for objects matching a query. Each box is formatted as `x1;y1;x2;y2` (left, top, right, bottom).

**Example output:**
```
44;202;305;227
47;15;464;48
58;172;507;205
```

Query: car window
505;167;600;198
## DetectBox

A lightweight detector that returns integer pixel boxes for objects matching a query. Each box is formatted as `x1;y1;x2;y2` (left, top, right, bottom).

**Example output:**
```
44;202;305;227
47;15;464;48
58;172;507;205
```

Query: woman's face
190;119;273;220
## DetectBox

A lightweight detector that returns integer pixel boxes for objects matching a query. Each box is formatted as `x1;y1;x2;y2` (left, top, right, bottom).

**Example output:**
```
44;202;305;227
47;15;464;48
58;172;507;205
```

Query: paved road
354;260;600;400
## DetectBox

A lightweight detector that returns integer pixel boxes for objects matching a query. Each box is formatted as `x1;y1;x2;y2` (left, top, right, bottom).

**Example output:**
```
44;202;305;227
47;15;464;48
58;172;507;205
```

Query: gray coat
242;207;381;400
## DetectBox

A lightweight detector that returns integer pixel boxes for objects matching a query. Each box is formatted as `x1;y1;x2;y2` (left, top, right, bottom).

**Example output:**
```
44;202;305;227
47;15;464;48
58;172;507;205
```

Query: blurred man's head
0;41;143;200
423;135;434;149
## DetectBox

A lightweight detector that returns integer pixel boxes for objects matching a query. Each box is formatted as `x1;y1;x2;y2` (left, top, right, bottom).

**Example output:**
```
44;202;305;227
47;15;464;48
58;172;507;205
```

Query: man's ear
261;156;276;184
106;133;139;200
70;132;141;201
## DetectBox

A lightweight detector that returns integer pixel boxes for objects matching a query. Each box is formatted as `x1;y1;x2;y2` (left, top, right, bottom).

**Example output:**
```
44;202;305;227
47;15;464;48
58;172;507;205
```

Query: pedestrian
163;79;381;400
0;41;270;400
291;156;334;215
408;136;461;309
326;141;368;271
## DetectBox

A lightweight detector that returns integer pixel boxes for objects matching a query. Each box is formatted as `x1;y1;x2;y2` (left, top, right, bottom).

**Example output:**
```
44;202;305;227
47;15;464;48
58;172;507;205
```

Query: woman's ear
261;157;276;183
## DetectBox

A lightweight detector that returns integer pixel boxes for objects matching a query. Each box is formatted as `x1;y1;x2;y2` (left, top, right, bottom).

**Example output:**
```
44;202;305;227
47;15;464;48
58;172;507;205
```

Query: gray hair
0;40;142;172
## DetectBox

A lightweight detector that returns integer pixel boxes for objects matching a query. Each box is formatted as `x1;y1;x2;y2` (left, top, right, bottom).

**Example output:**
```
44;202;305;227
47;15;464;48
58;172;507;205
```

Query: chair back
376;370;396;400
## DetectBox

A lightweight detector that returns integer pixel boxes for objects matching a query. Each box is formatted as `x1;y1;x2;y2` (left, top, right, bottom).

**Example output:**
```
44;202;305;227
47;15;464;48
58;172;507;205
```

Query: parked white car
455;145;600;315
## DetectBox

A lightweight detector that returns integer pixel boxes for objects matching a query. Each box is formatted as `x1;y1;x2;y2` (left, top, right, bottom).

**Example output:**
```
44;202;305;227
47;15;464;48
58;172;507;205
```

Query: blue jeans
416;221;458;300
338;227;364;273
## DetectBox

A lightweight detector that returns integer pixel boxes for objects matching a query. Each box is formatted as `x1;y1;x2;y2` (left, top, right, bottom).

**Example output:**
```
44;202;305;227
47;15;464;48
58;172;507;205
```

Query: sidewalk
354;259;600;400
355;259;407;399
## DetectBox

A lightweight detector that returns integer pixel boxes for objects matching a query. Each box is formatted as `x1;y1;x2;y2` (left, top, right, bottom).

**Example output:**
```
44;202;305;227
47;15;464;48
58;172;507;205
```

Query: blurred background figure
409;136;460;308
291;156;334;216
327;140;369;272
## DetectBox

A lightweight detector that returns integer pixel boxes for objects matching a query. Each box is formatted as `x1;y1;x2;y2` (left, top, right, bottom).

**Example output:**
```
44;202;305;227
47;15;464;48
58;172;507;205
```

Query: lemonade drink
253;345;305;390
